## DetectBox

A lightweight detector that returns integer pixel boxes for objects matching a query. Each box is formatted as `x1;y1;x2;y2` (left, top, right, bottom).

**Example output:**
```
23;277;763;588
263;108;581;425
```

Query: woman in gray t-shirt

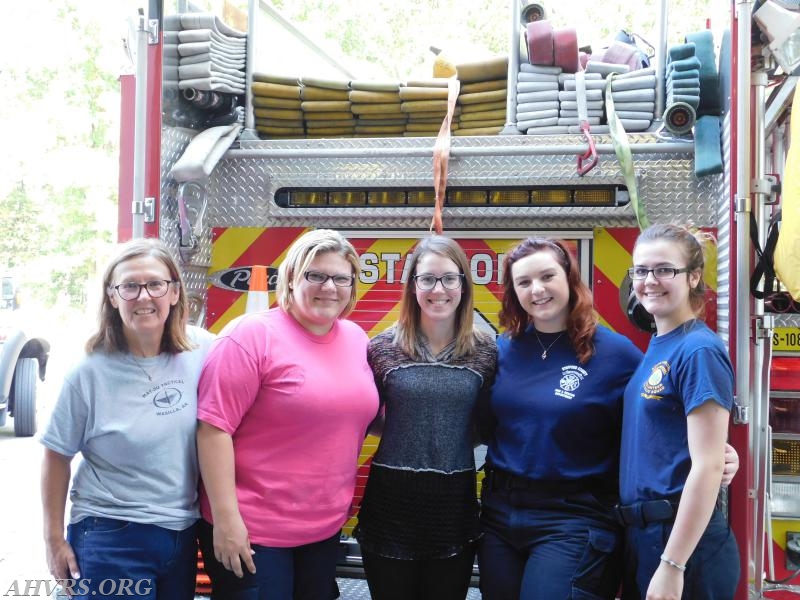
40;238;214;600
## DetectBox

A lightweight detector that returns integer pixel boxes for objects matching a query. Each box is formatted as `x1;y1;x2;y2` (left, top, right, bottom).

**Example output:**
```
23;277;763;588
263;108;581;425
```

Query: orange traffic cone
245;265;270;313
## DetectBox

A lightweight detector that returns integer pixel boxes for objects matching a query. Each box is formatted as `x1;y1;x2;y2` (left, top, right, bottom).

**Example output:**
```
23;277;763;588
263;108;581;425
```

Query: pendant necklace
534;330;565;360
128;353;153;381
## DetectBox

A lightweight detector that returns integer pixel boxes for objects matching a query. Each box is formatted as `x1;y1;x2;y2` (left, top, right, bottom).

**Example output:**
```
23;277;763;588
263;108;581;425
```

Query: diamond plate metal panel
205;134;719;229
162;130;723;314
160;126;211;324
160;127;196;257
774;315;800;328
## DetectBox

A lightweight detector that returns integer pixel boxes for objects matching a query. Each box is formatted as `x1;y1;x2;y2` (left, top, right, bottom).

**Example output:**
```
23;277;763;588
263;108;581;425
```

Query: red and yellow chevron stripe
206;227;719;535
592;227;718;352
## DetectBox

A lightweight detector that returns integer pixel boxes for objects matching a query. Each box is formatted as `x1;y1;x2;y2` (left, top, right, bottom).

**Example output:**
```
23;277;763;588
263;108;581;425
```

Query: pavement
0;427;51;596
0;305;89;598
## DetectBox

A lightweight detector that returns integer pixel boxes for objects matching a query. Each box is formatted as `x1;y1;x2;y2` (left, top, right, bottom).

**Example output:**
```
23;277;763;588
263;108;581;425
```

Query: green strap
606;74;649;230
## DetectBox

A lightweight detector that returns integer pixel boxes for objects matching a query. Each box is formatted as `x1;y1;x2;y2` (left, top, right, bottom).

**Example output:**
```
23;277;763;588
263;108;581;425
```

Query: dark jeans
478;486;622;600
362;545;476;600
67;517;198;600
621;507;739;600
198;519;340;600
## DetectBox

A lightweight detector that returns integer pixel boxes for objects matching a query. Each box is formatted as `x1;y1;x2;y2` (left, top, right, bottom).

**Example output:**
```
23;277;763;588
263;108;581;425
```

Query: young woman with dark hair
478;237;642;600
355;235;496;600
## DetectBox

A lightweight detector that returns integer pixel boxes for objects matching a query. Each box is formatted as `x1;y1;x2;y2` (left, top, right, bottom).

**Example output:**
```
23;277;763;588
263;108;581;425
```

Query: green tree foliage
269;0;509;78
264;0;728;78
0;0;119;310
0;183;42;269
39;185;113;308
57;4;119;151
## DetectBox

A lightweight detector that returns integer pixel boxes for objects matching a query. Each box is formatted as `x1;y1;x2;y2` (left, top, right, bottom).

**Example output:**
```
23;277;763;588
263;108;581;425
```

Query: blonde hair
634;223;714;318
275;229;360;317
86;238;193;354
394;235;477;358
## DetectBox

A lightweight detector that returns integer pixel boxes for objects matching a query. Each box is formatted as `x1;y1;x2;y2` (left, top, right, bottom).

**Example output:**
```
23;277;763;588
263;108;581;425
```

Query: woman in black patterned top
354;235;497;600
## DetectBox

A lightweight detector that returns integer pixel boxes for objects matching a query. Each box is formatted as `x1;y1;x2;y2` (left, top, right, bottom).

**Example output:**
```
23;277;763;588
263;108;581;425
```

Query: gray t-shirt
40;326;215;530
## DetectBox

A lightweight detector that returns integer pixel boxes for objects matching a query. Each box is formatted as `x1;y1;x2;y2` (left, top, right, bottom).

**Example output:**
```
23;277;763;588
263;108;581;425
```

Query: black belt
612;498;680;527
484;468;604;496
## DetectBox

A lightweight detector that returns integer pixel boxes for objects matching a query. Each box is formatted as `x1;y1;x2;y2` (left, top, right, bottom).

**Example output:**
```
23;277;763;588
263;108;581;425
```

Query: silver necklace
128;353;153;381
534;330;565;360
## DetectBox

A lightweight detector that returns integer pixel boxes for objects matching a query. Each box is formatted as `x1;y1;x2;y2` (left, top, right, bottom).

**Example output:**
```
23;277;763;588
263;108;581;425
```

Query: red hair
499;238;597;364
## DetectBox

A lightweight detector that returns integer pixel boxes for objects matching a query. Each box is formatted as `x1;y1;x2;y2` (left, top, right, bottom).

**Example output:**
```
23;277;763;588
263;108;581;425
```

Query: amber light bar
276;186;626;208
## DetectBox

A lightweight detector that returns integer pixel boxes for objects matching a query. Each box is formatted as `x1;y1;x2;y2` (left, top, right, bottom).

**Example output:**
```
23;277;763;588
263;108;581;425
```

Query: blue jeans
621;507;739;600
478;485;622;600
66;517;198;600
197;519;340;600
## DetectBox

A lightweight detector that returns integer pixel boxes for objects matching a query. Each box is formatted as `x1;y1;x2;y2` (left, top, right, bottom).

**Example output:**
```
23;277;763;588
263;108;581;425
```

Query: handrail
501;0;521;135
229;141;694;160
655;0;668;118
733;3;755;599
132;8;149;239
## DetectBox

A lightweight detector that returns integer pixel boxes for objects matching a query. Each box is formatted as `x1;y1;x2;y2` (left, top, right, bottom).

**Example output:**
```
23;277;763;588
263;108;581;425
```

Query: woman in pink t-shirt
196;229;379;600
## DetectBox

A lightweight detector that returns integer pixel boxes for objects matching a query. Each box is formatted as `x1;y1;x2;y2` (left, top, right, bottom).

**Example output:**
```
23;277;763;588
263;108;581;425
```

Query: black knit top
354;327;497;559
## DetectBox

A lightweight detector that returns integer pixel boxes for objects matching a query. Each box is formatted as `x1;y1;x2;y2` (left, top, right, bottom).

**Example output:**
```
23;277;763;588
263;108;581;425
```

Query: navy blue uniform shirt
488;324;642;484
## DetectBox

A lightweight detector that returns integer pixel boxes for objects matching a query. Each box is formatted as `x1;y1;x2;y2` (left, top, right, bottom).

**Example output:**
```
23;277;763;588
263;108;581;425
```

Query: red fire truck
119;1;800;597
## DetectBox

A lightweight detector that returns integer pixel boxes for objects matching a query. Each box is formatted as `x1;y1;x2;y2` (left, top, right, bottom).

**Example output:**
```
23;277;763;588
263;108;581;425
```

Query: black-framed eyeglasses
111;280;177;301
628;266;691;280
303;271;355;287
413;273;464;291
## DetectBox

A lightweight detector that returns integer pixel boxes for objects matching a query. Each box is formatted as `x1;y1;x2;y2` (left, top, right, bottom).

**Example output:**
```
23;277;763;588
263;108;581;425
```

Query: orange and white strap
431;76;460;234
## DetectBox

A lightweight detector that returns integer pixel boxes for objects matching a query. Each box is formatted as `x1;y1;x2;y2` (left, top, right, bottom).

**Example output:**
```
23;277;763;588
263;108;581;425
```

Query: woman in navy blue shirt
479;238;642;600
619;224;738;600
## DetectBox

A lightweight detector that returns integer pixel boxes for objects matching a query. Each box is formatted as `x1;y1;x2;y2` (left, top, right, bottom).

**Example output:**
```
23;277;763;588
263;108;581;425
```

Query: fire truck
120;0;800;597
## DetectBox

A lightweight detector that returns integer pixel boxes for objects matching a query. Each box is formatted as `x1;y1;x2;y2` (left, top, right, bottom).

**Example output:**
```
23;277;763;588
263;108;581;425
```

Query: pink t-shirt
198;308;379;547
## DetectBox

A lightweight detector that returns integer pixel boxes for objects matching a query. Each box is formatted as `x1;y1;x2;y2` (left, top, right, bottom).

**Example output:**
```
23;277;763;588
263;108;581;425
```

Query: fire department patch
642;361;670;400
555;365;587;399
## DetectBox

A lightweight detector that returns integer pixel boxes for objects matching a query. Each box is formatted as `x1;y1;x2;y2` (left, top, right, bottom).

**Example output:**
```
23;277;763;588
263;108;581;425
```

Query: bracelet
660;554;687;572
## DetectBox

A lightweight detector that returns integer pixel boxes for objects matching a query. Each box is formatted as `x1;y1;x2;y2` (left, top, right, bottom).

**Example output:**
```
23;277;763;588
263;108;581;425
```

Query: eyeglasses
628;266;691;280
413;273;464;291
303;271;355;287
111;279;177;300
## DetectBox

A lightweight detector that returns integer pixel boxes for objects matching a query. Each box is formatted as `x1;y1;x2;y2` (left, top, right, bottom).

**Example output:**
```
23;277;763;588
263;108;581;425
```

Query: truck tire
12;358;37;437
